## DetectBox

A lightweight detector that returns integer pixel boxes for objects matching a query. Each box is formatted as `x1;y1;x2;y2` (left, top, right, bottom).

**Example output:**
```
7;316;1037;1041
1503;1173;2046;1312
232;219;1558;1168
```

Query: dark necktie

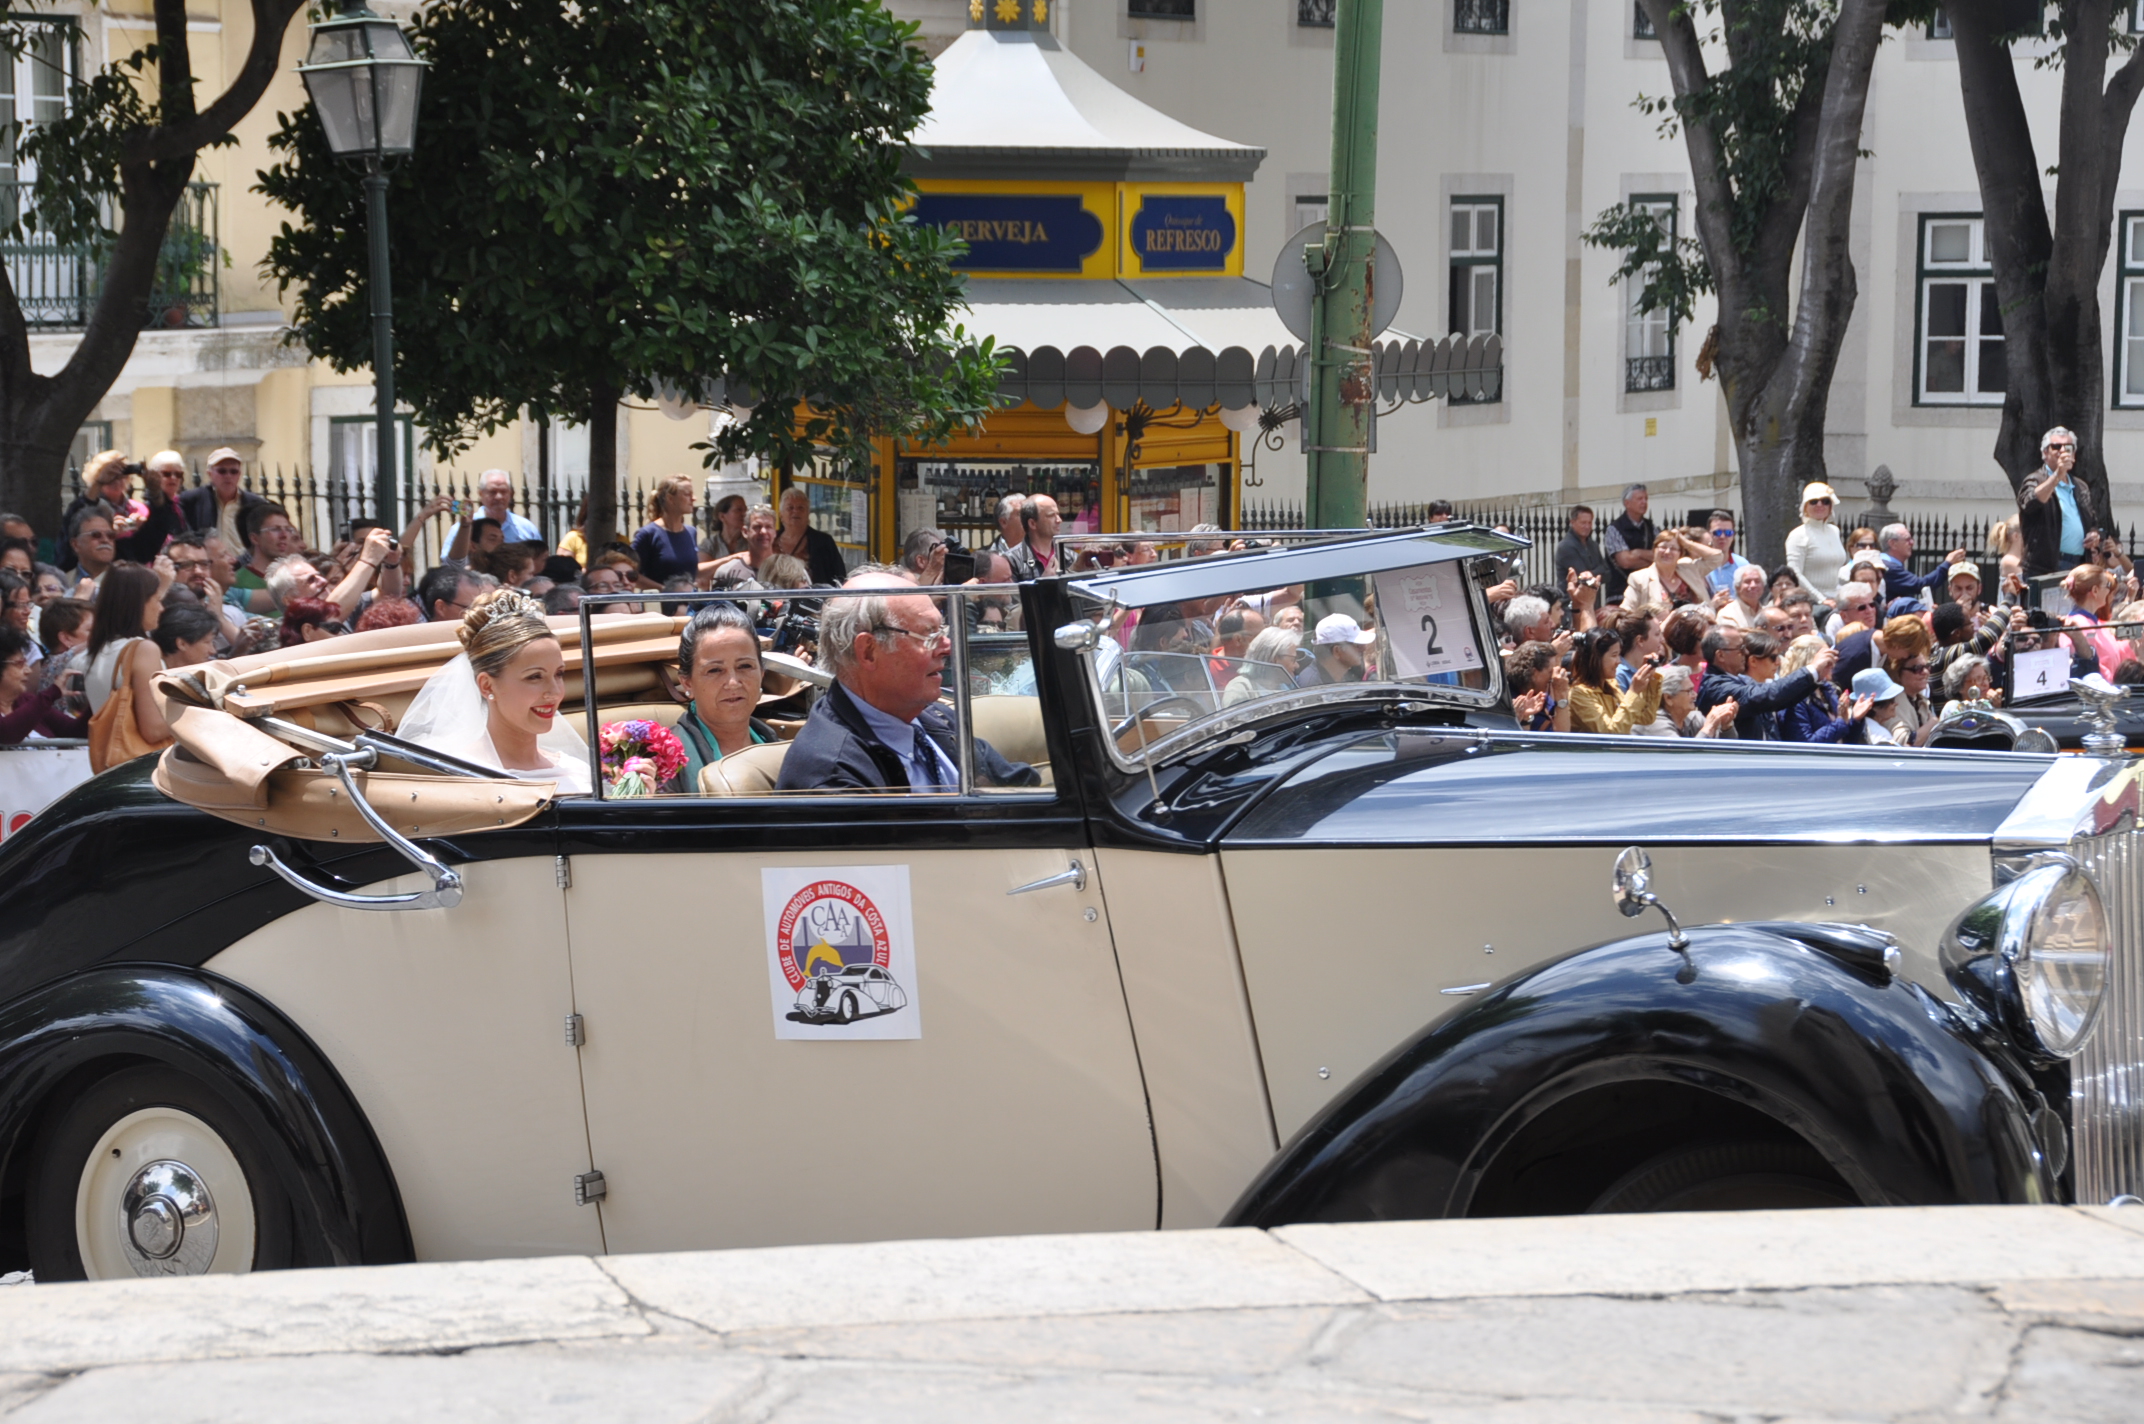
911;727;940;789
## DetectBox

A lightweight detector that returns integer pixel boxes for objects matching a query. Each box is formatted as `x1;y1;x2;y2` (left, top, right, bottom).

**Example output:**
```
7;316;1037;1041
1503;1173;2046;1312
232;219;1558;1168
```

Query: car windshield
1062;527;1518;768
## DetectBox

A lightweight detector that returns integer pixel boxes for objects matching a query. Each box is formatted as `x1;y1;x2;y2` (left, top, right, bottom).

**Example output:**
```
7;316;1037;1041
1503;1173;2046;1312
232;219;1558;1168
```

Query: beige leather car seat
969;695;1050;780
697;741;792;796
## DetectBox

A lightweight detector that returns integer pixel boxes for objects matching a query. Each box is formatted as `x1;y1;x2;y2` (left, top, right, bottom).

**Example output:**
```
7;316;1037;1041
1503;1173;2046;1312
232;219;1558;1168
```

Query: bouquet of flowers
598;719;687;798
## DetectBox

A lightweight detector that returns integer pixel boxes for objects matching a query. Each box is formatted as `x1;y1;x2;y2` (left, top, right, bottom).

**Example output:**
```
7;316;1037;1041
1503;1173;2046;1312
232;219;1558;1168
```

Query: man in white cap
1296;613;1374;688
1945;560;1989;620
177;446;263;556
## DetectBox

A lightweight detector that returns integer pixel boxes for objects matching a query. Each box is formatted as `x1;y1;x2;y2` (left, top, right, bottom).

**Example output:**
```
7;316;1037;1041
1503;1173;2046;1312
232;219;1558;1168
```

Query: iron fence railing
1626;355;1675;393
60;462;758;576
1455;0;1509;34
0;181;218;330
1241;498;2144;592
1298;0;1337;25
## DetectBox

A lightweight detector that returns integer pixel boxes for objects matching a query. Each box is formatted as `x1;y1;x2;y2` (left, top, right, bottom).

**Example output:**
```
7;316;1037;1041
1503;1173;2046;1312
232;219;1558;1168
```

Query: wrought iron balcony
1455;0;1509;34
1128;0;1195;17
1298;0;1336;26
1626;355;1676;392
0;181;218;331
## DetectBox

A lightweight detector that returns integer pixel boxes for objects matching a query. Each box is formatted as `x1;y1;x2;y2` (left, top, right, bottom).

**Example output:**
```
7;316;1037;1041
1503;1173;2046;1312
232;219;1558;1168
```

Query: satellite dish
1270;221;1403;345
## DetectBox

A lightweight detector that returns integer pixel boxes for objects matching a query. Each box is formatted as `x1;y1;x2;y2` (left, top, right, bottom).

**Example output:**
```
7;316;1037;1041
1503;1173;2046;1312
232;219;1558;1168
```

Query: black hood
1222;730;2054;846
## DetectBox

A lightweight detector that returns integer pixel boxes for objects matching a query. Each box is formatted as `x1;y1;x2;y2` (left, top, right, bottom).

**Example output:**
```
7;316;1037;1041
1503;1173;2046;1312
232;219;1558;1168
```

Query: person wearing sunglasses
1784;481;1849;599
1700;509;1760;596
1875;615;1938;746
2019;425;2102;583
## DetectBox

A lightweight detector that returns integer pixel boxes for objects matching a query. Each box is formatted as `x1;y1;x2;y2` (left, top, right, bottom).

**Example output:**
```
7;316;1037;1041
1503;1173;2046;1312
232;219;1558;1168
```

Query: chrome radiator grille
2073;826;2144;1203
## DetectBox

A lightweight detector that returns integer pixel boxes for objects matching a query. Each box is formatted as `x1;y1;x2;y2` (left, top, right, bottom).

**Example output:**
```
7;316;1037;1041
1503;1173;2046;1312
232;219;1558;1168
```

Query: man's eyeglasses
876;622;950;648
1709;528;1735;540
170;559;213;574
2047;443;2075;453
1901;662;1931;673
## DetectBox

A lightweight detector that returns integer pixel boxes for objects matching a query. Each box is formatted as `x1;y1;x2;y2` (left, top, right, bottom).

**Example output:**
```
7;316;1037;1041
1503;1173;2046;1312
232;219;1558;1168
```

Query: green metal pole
1304;0;1382;531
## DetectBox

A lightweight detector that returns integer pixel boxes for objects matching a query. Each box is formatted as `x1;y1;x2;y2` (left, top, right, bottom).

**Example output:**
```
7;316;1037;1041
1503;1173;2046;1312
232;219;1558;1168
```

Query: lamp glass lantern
297;2;426;162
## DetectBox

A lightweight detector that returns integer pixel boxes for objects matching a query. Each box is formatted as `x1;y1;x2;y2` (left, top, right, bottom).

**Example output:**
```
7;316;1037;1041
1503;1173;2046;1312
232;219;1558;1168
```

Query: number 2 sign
1373;565;1484;680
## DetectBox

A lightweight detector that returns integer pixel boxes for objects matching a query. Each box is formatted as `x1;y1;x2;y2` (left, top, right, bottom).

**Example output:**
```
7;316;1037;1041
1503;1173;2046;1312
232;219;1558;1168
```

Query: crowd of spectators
2;428;2131;761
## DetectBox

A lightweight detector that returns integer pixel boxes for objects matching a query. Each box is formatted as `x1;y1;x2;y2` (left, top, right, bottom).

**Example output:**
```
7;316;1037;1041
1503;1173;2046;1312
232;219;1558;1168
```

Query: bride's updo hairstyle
459;588;554;677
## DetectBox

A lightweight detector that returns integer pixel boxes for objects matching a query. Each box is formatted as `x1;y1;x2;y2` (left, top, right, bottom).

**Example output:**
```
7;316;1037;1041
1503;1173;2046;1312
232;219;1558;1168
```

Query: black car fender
0;965;412;1269
1223;924;2053;1225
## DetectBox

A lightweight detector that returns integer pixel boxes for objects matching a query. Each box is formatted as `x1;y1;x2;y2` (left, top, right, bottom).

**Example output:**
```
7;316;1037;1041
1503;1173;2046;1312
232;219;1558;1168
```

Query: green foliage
1582;202;1714;327
257;0;1001;470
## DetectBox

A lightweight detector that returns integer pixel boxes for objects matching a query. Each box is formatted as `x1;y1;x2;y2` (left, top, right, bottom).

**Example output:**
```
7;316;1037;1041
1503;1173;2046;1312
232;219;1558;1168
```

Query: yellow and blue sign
910;192;1106;275
1128;195;1236;273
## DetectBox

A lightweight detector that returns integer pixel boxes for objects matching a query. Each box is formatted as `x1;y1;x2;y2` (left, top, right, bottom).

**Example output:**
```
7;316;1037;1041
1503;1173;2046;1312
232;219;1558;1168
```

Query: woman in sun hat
1784;481;1849;599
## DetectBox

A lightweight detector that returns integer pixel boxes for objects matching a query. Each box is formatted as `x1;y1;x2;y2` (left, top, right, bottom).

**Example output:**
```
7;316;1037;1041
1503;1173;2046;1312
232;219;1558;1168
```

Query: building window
1633;2;1655;38
1454;0;1509;36
1624;195;1677;393
1292;193;1329;234
1128;0;1195;17
1915;215;2004;406
1449;197;1501;403
1298;0;1336;26
2117;213;2144;407
67;422;111;474
1928;7;1952;37
329;414;416;521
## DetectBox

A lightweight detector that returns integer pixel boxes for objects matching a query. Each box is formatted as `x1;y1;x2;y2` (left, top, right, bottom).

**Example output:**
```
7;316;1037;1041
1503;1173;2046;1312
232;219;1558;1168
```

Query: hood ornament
2074;673;2128;758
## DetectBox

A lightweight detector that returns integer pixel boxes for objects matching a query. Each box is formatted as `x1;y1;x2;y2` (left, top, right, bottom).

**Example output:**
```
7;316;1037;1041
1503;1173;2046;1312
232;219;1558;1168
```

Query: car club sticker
761;865;921;1040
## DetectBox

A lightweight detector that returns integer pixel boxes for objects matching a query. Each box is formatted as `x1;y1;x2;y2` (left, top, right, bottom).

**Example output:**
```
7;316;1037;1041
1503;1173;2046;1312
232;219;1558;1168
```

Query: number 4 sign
2013;646;2070;700
1373;565;1485;680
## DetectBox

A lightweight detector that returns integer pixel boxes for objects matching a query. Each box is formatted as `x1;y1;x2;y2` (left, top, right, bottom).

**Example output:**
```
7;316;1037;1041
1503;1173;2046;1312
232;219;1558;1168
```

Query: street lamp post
297;1;426;530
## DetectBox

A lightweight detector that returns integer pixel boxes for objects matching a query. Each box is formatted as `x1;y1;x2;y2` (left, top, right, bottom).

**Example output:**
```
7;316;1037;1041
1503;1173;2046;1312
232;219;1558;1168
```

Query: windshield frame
1064;526;1521;774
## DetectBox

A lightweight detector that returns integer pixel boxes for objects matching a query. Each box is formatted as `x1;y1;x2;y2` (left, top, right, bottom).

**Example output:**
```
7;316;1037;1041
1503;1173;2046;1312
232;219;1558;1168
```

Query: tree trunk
1951;0;2144;529
584;384;621;557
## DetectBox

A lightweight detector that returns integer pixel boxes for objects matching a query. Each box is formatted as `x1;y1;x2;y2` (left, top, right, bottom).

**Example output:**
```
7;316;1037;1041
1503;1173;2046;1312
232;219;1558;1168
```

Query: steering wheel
1112;696;1208;741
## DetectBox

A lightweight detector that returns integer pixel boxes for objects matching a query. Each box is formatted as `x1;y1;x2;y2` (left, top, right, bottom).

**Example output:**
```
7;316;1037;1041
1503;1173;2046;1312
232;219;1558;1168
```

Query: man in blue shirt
1700;509;1759;595
779;574;1037;793
443;469;543;560
2018;425;2100;580
1875;522;1967;606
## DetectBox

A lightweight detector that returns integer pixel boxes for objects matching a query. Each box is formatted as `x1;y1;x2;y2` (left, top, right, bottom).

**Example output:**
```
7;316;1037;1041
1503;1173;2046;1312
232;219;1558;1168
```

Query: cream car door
559;802;1157;1253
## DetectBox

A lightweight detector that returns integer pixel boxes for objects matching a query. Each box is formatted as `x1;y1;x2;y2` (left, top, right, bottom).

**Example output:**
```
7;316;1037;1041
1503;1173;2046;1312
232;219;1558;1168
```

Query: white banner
1373;564;1485;680
0;742;93;843
762;864;921;1040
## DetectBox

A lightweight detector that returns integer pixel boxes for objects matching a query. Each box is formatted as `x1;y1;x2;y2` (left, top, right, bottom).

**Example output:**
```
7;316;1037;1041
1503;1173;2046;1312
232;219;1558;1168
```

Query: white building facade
898;0;2144;534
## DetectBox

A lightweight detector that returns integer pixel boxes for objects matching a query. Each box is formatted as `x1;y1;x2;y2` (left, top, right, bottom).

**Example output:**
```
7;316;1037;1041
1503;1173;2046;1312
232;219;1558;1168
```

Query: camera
120;461;145;477
941;541;978;584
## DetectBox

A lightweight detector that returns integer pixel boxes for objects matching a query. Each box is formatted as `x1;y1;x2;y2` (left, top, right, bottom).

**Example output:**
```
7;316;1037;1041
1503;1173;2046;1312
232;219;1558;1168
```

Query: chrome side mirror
1611;845;1688;951
1055;619;1102;652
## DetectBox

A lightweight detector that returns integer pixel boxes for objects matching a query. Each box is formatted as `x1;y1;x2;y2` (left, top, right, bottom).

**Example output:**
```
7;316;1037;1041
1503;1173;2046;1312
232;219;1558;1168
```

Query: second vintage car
0;524;2135;1280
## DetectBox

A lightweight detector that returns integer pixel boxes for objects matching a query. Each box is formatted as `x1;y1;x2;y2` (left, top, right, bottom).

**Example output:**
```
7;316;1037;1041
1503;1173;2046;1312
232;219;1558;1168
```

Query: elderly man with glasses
177;447;265;558
2018;425;2101;582
778;571;1038;793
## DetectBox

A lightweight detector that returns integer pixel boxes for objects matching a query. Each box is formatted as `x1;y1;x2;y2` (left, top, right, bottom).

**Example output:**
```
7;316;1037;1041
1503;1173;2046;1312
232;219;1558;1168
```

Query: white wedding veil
401;650;593;791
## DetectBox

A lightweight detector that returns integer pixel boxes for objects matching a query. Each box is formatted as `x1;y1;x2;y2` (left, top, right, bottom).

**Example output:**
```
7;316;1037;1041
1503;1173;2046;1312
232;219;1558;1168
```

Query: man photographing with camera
2017;426;2101;584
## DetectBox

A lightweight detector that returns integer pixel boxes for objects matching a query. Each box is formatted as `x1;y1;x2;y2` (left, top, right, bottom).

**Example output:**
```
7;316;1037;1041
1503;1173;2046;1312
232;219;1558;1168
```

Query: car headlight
1941;861;2109;1060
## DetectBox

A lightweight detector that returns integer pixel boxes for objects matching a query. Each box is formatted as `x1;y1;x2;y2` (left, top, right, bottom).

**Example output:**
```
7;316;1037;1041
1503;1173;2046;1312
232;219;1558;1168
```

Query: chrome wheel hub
117;1159;219;1276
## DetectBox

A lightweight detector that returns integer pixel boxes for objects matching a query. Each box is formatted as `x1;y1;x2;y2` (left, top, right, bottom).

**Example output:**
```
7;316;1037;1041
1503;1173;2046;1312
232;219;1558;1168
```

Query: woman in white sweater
1783;481;1848;598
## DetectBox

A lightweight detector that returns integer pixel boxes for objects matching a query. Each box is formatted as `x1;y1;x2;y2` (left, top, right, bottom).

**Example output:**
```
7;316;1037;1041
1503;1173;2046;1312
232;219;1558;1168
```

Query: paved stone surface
0;1208;2142;1419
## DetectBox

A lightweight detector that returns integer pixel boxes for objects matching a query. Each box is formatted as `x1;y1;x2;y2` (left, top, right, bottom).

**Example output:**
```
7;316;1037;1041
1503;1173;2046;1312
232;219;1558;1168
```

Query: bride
400;588;593;794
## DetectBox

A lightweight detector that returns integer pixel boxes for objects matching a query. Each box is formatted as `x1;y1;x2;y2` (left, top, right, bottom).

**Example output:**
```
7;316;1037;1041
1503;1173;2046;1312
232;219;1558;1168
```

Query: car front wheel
26;1064;302;1281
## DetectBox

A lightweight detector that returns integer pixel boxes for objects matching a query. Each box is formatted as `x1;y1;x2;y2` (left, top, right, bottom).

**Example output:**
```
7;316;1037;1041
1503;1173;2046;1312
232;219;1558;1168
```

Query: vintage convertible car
0;524;2138;1281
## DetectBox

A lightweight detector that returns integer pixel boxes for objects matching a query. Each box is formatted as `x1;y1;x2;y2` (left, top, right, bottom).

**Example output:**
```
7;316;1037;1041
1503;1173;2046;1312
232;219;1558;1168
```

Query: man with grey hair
988;493;1025;556
2018;424;2099;581
776;572;1038;792
1599;483;1654;605
265;525;391;620
1875;521;1965;606
443;468;541;560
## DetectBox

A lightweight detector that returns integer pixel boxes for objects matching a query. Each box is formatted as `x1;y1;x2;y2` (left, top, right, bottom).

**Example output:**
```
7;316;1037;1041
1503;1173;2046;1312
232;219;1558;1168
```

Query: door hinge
554;855;572;890
564;1013;585;1047
574;1169;606;1206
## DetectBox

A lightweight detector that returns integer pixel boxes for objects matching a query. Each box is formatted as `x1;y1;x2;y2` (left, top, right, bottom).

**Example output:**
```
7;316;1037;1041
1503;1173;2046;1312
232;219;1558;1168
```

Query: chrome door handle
1007;858;1086;896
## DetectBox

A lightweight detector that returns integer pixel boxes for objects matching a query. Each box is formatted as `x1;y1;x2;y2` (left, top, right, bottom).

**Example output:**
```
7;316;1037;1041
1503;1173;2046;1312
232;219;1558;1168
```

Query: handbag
88;638;172;773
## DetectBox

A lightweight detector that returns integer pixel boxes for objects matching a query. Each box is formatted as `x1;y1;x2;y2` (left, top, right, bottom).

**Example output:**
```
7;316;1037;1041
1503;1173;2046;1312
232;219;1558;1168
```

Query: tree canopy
258;0;999;550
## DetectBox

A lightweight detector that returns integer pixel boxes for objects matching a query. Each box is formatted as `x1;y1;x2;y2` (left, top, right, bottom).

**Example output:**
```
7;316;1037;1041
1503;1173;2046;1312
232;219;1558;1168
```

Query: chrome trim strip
1068;526;1526;607
2072;823;2144;1202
